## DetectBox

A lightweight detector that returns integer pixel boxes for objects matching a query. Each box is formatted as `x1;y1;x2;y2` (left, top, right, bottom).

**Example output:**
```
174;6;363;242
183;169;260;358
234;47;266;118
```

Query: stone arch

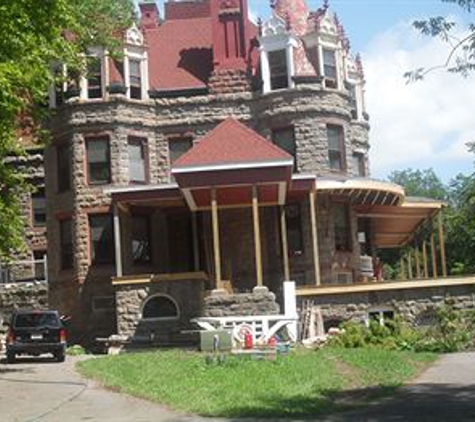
141;294;180;321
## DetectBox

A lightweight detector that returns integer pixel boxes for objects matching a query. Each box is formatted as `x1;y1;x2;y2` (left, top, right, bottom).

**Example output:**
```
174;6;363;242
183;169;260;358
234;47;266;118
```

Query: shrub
329;305;475;353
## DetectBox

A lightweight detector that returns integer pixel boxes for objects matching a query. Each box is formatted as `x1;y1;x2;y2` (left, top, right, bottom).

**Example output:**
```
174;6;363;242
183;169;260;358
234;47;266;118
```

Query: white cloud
363;19;475;182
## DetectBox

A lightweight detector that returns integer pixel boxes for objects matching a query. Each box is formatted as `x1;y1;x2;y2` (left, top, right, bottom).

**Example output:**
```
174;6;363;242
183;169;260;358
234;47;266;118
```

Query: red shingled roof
145;18;213;90
173;118;294;169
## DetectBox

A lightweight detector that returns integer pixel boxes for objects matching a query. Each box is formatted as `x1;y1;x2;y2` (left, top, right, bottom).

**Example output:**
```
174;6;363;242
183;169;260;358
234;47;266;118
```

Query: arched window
142;295;179;320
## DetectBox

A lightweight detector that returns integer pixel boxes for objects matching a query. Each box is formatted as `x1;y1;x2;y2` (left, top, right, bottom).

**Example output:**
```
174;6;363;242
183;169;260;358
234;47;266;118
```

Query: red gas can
244;333;253;349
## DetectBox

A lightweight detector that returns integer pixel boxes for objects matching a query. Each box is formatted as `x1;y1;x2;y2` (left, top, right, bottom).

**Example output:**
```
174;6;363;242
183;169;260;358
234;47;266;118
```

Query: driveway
2;353;475;421
0;355;219;422
329;352;475;421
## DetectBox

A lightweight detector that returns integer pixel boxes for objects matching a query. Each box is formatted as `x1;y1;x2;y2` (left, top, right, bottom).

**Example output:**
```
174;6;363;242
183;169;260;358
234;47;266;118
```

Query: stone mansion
7;0;468;344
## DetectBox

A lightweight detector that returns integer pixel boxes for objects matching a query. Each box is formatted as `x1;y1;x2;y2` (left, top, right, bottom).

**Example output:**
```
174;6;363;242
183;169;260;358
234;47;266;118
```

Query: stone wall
300;284;475;330
203;288;280;317
115;279;205;341
0;281;49;324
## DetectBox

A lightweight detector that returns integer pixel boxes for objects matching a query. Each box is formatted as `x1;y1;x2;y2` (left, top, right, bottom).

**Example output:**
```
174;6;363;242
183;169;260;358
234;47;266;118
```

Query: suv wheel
6;351;15;364
55;350;65;363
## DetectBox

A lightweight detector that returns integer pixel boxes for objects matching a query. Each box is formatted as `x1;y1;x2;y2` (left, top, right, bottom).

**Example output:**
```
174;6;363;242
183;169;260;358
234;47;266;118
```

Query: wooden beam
252;185;263;287
422;241;429;278
280;206;291;281
356;213;430;220
431;233;438;278
192;212;200;272
309;190;321;286
415;247;421;279
211;188;222;289
438;212;447;277
113;204;123;278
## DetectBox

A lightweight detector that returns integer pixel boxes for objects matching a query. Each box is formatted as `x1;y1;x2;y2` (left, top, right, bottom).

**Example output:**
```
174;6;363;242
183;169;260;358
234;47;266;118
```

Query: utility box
200;330;232;352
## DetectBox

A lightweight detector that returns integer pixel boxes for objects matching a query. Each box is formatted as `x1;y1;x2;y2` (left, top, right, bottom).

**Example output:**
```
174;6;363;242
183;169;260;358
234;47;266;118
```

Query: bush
329;305;475;353
67;345;87;356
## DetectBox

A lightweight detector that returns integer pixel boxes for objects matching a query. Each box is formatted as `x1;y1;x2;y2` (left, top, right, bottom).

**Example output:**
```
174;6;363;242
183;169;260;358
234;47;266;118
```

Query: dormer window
269;50;289;90
87;56;103;99
124;23;148;101
258;12;298;94
322;48;338;88
129;59;142;100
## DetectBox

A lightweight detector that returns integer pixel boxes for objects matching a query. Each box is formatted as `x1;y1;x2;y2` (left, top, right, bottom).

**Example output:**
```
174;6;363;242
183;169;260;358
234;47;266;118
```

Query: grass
77;347;437;418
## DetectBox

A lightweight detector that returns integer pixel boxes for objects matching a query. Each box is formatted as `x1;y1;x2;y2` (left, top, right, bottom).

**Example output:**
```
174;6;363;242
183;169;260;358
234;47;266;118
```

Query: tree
0;0;134;259
406;0;475;81
388;168;447;200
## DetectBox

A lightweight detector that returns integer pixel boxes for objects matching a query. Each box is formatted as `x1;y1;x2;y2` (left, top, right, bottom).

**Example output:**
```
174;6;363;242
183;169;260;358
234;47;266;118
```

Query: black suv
5;310;67;363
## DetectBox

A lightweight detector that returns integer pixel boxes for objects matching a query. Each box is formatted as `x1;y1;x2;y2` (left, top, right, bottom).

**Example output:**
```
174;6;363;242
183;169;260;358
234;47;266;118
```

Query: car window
14;313;60;328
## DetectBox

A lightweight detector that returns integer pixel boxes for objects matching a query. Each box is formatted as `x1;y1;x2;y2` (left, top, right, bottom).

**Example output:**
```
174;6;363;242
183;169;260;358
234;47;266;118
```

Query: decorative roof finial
270;0;276;10
323;0;329;11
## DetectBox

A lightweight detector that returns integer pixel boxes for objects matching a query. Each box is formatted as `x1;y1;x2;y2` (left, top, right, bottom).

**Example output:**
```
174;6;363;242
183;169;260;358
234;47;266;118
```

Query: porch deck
296;275;475;296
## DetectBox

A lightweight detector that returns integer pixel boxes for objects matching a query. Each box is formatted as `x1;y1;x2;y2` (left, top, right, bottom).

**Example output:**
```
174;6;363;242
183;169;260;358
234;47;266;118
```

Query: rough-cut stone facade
0;281;49;324
44;77;370;341
300;284;475;329
203;289;280;317
115;279;205;342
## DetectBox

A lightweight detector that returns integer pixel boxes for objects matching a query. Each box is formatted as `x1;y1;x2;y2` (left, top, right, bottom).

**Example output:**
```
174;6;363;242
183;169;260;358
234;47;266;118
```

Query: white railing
0;256;48;284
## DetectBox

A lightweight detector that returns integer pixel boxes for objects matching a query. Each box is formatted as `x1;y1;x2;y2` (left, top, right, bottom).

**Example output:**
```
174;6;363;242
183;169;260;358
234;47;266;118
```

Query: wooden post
113;204;123;278
422;241;429;279
192;212;200;272
252;185;263;287
211;188;222;289
309;190;321;286
407;252;413;279
280;206;291;281
400;257;405;280
431;233;438;278
415;247;421;279
438;212;447;277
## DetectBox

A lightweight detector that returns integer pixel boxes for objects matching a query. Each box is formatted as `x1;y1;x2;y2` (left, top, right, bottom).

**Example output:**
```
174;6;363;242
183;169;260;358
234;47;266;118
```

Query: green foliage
67;344;87;356
77;348;434;418
0;0;134;259
388;168;447;200
331;305;475;354
406;0;475;80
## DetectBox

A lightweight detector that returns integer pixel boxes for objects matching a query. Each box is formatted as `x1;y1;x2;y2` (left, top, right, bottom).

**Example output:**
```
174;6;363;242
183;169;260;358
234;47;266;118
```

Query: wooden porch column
252;186;263;287
400;257;405;280
113;204;123;278
192;212;200;272
422;241;429;278
309;190;321;286
211;188;222;289
407;252;413;279
438;212;447;277
280;206;291;281
431;234;438;278
415;247;421;279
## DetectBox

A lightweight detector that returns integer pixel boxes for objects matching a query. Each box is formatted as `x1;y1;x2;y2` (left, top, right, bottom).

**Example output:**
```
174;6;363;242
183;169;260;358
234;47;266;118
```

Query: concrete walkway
2;353;475;421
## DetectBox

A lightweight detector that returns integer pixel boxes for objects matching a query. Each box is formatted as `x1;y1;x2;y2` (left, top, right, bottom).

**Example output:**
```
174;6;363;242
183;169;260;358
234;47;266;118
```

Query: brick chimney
211;0;249;70
139;0;160;30
208;0;252;95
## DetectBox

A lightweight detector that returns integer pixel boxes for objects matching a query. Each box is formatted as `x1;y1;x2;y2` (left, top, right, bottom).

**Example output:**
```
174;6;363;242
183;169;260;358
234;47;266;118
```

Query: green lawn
77;348;437;418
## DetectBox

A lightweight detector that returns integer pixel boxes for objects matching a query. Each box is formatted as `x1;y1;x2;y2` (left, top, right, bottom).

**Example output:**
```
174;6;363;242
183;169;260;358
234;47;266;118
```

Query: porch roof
316;178;405;206
355;197;445;248
172;118;293;173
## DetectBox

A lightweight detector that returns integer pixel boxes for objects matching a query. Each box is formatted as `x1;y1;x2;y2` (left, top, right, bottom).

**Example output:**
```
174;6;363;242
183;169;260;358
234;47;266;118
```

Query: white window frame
366;307;395;327
124;47;149;100
319;45;342;90
79;48;108;101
